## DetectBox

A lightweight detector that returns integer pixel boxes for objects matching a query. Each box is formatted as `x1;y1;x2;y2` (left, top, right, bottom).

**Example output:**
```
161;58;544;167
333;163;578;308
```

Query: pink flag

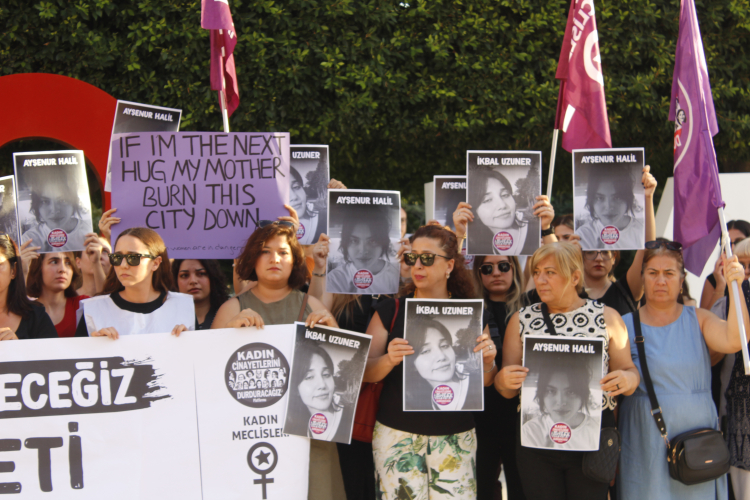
201;0;239;116
555;0;611;152
669;0;724;274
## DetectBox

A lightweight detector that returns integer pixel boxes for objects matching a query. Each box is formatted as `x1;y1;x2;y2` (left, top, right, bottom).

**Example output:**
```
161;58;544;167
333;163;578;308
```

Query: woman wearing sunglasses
470;255;527;500
0;235;57;341
74;227;194;338
364;225;496;499
617;240;749;500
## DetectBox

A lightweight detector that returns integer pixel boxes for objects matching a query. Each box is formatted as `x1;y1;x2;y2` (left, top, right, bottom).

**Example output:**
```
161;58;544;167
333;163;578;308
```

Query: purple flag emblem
669;0;724;275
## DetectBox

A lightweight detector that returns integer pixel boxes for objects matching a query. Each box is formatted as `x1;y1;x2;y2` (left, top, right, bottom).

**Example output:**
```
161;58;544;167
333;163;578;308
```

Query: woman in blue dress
618;240;750;499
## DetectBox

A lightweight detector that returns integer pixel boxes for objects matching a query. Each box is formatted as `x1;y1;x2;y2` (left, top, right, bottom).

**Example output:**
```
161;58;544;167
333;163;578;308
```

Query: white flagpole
218;29;230;134
546;129;559;200
717;207;750;374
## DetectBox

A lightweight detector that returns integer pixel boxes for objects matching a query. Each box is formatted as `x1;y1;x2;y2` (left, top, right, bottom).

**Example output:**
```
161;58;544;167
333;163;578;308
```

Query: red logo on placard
493;231;513;251
352;269;373;290
600;226;620;245
48;229;68;248
309;413;328;435
549;422;572;444
432;385;454;406
296;223;305;240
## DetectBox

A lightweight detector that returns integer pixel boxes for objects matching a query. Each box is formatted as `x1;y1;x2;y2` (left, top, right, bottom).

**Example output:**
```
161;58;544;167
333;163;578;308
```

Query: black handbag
540;303;621;483
633;309;730;485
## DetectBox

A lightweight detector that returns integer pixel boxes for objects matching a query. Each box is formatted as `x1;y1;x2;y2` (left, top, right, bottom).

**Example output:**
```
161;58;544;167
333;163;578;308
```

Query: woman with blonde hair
496;242;640;499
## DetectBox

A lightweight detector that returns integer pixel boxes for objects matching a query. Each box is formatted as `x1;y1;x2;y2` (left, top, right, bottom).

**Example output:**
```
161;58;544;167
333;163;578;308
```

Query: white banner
0;327;308;499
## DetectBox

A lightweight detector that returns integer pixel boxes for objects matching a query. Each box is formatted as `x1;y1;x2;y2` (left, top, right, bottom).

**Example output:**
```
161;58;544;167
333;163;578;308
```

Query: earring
680;286;684;294
446;272;451;279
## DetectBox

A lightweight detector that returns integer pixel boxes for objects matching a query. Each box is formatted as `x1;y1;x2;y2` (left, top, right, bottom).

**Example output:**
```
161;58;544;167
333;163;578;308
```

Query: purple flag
669;0;724;275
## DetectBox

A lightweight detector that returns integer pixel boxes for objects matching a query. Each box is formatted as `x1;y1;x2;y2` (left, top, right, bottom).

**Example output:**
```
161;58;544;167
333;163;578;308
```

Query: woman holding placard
74;227;194;338
617;241;749;500
496;242;639;500
364;225;496;499
0;235;57;340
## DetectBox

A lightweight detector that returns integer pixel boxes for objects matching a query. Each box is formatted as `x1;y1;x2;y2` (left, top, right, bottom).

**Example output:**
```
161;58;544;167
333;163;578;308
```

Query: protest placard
573;148;646;250
433;175;466;230
0;327;309;500
0;175;19;242
105;100;182;192
13;150;93;253
403;298;484;412
110;132;290;259
521;335;604;451
283;323;371;444
466;151;542;256
326;189;401;295
290;145;329;245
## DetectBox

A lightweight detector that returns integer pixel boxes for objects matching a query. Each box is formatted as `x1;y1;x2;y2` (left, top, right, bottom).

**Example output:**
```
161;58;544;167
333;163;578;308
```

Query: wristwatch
541;226;554;237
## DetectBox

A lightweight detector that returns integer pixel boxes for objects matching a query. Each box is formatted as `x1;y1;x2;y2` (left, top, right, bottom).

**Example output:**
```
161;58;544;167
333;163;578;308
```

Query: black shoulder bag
633;309;730;485
540;303;621;483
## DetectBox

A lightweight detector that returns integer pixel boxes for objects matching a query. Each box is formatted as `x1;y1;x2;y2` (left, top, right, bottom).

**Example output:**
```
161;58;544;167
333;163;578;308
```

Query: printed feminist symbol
247;442;278;499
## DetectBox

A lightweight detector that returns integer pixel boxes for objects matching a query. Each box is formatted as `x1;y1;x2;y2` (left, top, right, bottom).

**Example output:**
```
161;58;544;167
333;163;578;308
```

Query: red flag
201;0;239;116
554;0;611;151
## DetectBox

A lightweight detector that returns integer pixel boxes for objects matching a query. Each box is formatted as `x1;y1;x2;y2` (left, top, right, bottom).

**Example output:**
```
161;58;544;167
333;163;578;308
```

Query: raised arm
626;166;657;302
307;234;333;310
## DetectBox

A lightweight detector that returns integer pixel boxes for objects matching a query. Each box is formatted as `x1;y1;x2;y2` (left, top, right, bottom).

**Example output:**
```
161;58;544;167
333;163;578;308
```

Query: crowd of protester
3;167;750;500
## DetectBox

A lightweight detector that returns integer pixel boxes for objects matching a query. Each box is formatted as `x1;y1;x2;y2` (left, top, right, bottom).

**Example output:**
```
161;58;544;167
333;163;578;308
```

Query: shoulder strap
390;298;400;333
614;280;638;313
297;293;310;322
633;309;670;449
540;303;557;335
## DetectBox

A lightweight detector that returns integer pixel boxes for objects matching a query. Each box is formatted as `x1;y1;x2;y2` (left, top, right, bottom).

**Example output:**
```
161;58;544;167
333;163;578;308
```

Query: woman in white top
75;227;194;338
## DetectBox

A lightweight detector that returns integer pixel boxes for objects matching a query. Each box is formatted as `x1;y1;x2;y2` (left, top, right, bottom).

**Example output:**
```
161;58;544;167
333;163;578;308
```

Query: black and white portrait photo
13;150;93;253
283;323;372;444
466;151;542;256
290;145;329;245
0;176;19;242
403;299;484;412
521;335;604;451
433;175;467;230
105;100;182;191
573;148;646;250
326;189;401;295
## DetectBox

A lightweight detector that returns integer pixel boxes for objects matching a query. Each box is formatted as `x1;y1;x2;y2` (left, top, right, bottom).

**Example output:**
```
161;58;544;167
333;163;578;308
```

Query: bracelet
483;360;496;373
312;272;326;277
541;226;554;237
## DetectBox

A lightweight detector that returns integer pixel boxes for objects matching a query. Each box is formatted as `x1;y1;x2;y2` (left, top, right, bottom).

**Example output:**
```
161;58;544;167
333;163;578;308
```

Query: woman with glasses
26;251;87;337
74;227;194;338
364;225;496;499
470;255;527;500
0;235;57;340
700;219;750;310
497;242;640;500
617;240;749;499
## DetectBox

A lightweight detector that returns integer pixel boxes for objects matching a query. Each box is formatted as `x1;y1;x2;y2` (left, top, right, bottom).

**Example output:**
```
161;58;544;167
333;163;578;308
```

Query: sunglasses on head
645;240;683;251
258;220;295;229
109;253;155;267
403;252;450;267
480;262;512;275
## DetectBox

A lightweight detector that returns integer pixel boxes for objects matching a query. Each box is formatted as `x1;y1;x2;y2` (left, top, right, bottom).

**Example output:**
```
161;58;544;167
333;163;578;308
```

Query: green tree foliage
2;0;750;216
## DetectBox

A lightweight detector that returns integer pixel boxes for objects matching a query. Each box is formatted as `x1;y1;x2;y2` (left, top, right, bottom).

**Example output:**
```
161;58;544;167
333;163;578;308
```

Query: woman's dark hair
584;168;638;221
534;355;592;414
641;238;685;278
26;165;85;223
235;224;308;288
101;227;175;295
287;341;342;428
171;259;229;312
402;225;478;299
0;235;34;318
26;252;81;299
339;207;392;263
728;220;750;238
467;168;526;246
552;213;575;231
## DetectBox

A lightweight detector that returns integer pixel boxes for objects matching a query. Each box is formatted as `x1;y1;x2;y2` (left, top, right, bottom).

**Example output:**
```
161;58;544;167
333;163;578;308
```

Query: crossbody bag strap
614;280;638;313
633;309;670;450
540;303;558;335
297;293;310;322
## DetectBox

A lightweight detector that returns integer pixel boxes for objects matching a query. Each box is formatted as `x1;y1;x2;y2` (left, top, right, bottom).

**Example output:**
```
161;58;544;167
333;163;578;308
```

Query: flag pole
546;129;559;200
218;29;230;134
718;206;750;374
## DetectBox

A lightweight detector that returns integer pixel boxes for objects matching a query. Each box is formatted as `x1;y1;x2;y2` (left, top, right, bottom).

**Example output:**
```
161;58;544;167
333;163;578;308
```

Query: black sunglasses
645;240;683;251
403;252;450;267
258;220;295;229
109;253;155;267
480;262;512;275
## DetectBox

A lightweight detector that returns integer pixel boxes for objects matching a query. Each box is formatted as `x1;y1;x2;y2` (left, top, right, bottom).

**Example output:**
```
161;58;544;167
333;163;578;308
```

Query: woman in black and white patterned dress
494;242;640;500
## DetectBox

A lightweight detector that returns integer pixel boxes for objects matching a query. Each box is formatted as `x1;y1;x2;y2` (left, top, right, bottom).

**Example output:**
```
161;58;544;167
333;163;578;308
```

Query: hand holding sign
0;327;18;341
99;208;121;243
387;338;414;367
